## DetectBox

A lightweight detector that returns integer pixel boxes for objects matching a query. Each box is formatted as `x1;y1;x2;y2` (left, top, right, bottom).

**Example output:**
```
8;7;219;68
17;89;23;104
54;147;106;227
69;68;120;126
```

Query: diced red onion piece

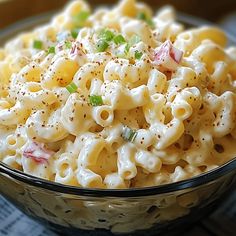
154;40;183;71
70;43;77;55
57;42;65;51
23;142;54;164
69;42;86;65
170;45;183;63
70;42;85;58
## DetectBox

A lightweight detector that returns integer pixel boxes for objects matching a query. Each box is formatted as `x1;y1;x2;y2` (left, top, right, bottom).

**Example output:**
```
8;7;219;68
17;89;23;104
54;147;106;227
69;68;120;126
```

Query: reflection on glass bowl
1;12;236;236
1;159;236;236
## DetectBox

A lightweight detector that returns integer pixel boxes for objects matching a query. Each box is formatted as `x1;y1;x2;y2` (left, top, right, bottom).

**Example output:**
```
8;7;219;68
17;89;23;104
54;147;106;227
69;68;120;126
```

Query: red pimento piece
23;142;54;164
154;40;183;71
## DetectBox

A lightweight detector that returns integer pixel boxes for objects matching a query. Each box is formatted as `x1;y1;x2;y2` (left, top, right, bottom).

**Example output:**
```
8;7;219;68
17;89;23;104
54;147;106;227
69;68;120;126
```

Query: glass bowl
1;10;236;236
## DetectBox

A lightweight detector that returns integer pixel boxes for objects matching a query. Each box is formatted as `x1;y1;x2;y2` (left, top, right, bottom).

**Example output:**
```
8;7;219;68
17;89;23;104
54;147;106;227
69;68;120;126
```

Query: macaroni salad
1;0;236;189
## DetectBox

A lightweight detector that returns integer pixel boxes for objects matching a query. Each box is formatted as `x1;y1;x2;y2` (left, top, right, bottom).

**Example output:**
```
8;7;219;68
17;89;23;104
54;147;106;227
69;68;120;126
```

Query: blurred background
0;0;236;37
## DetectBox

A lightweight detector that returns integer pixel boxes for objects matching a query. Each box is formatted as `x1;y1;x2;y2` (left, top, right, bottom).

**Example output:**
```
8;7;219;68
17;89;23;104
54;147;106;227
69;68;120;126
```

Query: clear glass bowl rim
1;159;236;197
1;10;236;198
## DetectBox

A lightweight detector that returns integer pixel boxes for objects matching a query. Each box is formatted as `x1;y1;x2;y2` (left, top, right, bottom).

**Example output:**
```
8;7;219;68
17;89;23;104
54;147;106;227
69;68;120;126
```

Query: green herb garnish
71;28;81;39
33;40;43;50
73;11;90;27
65;41;72;49
122;126;137;142
137;12;154;28
99;29;115;42
96;39;109;52
146;19;155;28
47;46;55;54
137;12;147;21
129;35;141;46
66;82;78;94
125;35;141;53
89;95;103;106
135;51;143;60
113;34;126;45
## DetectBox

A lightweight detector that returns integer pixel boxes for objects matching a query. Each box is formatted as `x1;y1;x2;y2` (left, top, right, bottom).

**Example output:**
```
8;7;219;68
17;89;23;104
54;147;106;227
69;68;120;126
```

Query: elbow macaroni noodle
1;0;236;189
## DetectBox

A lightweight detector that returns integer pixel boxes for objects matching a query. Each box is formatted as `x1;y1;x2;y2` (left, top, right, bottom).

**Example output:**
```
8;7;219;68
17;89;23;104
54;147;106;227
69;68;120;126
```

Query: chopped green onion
113;34;126;45
137;12;154;28
33;40;43;50
66;82;78;94
99;29;115;42
125;35;141;53
122;126;137;142
137;12;147;21
125;43;130;54
115;44;129;58
71;28;81;39
73;11;90;27
65;41;72;49
47;46;55;54
70;82;78;90
135;51;143;60
146;18;155;28
89;95;103;106
96;39;109;52
75;11;90;21
129;35;141;47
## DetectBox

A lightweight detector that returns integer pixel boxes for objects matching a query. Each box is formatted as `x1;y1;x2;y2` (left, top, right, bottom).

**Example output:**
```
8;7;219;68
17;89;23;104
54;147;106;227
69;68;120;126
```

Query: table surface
0;1;236;236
